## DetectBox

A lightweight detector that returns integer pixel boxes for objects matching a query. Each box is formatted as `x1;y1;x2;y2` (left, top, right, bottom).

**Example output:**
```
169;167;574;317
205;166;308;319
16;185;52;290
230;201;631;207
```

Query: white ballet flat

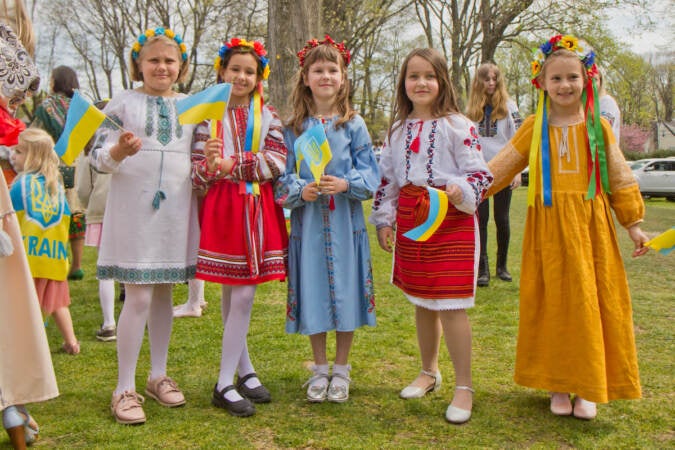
400;370;442;399
573;397;597;420
445;386;474;424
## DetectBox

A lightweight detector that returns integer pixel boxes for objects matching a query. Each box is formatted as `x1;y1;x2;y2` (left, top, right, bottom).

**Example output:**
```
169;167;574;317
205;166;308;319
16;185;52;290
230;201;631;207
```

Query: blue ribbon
541;99;552;206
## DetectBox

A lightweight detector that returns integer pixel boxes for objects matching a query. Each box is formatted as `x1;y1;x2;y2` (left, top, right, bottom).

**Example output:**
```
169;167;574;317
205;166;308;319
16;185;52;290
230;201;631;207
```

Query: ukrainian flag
646;227;675;255
54;92;106;165
294;123;332;184
176;83;231;125
402;186;449;242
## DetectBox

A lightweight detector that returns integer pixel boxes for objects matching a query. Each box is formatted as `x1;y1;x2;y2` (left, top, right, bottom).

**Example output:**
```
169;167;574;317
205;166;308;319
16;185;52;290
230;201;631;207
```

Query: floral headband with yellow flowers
214;38;270;80
132;27;188;61
530;34;597;89
527;34;608;209
297;35;351;68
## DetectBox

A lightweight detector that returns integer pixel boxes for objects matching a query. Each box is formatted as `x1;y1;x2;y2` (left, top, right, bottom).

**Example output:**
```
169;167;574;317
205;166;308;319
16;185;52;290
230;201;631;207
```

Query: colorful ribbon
241;88;263;196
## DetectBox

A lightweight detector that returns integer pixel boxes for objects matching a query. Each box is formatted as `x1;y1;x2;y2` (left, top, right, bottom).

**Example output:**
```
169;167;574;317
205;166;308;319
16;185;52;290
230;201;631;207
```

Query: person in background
465;62;522;287
31;66;87;281
597;69;621;143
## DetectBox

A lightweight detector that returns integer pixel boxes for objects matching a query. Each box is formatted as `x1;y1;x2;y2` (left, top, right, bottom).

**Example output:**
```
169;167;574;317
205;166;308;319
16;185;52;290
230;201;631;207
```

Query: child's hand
628;224;649;257
319;175;348;195
510;173;522;190
301;181;320;202
205;138;223;172
110;131;142;162
445;184;463;205
377;226;394;253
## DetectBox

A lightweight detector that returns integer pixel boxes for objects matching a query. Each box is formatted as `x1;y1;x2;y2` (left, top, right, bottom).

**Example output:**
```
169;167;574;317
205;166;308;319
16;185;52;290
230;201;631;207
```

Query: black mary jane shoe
237;373;272;403
211;384;256;417
496;267;512;282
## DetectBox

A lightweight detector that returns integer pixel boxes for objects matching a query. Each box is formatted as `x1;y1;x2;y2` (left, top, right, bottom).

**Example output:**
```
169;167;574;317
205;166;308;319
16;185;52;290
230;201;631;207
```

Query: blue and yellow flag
9;173;71;280
403;186;448;242
54;92;107;165
646;227;675;255
176;83;231;125
294;123;332;184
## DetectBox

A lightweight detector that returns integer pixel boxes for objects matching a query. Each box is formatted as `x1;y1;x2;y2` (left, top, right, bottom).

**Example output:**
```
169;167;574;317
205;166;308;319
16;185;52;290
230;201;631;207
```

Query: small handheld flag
176;83;231;125
54;92;106;165
293;124;332;184
645;227;675;255
403;186;449;242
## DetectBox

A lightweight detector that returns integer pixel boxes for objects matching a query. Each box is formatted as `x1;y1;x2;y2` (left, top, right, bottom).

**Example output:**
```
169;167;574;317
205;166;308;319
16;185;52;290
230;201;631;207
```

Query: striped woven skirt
393;184;476;300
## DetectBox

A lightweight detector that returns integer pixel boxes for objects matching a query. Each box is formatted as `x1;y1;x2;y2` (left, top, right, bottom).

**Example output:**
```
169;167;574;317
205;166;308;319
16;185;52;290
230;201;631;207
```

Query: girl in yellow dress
486;35;649;420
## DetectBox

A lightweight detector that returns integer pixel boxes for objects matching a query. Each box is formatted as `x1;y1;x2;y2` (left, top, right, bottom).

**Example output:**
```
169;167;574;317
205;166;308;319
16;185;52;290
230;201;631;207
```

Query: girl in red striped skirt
369;48;492;424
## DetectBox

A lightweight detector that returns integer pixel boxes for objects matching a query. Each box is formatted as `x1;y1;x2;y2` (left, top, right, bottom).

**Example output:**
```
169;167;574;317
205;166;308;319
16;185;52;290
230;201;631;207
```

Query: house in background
654;121;675;151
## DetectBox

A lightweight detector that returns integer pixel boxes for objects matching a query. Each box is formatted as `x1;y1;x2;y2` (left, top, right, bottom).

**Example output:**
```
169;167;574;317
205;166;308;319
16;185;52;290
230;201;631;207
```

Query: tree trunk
267;0;322;120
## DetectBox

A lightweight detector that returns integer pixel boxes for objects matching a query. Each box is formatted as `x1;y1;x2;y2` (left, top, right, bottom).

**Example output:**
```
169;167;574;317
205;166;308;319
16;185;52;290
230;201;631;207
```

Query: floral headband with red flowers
530;34;597;89
297;35;351;68
214;37;270;80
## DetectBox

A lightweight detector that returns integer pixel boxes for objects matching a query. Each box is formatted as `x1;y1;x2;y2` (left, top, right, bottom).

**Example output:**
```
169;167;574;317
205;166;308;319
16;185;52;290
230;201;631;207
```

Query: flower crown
132;27;188;61
214;38;270;80
297;35;351;68
530;34;597;89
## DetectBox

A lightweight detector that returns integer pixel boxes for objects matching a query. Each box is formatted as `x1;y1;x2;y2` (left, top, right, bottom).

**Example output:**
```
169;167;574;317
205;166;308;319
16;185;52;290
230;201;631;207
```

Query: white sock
147;284;173;380
115;284;152;394
331;364;351;388
310;364;330;388
99;279;116;328
216;285;256;401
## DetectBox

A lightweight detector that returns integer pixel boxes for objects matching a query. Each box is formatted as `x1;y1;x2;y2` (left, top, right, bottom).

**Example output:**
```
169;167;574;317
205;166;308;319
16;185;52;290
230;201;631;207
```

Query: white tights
99;279;116;328
115;283;173;395
216;284;257;400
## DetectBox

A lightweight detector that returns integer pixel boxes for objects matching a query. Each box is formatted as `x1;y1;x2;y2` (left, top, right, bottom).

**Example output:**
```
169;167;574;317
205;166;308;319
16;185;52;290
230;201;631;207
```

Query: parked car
629;158;659;170
632;158;675;201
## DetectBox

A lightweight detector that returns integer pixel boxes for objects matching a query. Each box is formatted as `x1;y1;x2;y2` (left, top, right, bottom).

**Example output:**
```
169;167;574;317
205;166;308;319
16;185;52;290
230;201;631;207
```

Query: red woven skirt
393;184;476;299
197;180;288;285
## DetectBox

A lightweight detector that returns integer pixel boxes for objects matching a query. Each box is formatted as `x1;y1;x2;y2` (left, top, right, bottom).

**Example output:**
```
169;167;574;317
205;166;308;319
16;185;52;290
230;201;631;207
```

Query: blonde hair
288;43;355;136
129;34;189;83
17;128;61;198
1;0;35;56
536;49;588;90
466;62;509;122
388;48;460;140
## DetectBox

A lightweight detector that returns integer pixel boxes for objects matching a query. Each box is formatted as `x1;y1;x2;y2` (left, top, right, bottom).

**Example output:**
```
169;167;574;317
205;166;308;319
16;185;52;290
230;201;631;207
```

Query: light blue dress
276;115;380;335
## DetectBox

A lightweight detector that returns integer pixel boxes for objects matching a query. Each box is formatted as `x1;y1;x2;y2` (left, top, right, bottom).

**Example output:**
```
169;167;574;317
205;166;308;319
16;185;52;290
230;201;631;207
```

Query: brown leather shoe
145;376;186;407
111;391;146;425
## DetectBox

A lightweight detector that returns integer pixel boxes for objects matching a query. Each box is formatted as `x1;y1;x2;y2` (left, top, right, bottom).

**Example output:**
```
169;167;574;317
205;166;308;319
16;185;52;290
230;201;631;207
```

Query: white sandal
445;386;474;424
400;369;442;399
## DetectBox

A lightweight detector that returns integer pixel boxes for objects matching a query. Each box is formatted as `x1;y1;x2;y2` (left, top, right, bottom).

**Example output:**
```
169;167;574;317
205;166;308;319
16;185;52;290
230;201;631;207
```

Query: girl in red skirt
190;38;288;417
370;48;492;424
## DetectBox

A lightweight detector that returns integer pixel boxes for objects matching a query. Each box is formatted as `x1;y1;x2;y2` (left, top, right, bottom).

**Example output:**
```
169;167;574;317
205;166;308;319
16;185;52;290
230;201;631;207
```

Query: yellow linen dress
487;115;643;403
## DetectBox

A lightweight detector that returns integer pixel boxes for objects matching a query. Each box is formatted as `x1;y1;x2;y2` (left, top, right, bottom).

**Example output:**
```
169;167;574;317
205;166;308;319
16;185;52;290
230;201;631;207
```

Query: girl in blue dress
276;35;380;403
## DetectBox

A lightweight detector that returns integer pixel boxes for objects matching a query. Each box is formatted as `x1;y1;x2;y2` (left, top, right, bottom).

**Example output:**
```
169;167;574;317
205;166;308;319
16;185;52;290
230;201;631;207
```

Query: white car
632;158;675;201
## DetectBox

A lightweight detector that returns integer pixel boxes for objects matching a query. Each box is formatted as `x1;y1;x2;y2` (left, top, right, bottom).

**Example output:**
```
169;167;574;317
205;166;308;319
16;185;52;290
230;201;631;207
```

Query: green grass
14;189;674;449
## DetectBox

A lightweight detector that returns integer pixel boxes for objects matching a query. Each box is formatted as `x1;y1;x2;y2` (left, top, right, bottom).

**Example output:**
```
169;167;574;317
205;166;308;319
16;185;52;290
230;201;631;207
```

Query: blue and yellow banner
403;186;448;242
646;227;675;255
177;83;232;125
54;92;107;165
294;123;332;184
10;174;70;280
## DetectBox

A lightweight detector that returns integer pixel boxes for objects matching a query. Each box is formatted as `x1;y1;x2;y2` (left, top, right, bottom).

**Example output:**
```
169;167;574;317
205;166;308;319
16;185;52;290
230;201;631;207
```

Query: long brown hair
288;44;355;136
388;48;459;140
465;62;509;122
17;128;61;199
